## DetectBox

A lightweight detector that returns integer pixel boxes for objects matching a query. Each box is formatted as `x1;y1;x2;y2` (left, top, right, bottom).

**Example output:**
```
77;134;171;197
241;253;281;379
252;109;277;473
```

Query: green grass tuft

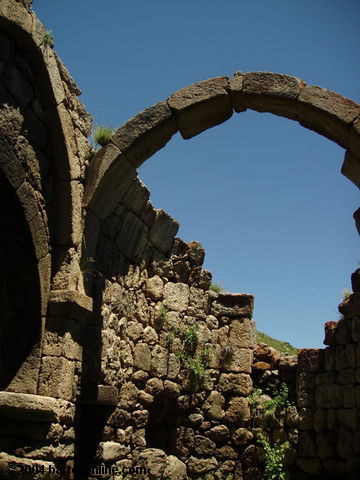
93;125;114;147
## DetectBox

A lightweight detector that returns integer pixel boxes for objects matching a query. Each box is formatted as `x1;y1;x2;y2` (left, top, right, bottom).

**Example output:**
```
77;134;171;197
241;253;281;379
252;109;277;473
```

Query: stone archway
84;72;360;257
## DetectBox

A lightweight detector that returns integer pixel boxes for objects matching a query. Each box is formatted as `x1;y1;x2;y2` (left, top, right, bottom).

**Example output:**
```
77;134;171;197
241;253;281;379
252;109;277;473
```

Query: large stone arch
84;72;360;265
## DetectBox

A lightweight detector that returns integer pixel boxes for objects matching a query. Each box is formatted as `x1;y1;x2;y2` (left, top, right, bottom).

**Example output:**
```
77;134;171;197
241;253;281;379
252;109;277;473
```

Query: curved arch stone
86;71;360;229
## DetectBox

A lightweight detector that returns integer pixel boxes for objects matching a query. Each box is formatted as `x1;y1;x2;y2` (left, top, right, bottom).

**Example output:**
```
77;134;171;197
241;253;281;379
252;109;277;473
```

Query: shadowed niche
0;170;41;389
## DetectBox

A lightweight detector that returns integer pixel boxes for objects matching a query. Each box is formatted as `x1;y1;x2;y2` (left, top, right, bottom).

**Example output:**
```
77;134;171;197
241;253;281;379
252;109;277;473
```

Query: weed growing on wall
183;324;198;353
209;283;224;293
257;432;289;480
43;30;54;47
93;125;114;147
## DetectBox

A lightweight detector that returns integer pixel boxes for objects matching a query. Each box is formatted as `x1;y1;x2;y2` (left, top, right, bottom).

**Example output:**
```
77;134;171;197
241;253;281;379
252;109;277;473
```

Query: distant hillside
256;331;298;356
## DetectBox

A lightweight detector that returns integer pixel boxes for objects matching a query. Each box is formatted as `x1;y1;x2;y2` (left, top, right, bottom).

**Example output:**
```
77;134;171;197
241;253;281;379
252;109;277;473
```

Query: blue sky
34;0;359;348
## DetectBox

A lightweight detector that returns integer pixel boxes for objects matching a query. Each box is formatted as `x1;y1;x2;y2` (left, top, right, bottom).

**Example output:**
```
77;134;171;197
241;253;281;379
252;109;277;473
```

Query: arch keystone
230;71;305;120
298;86;360;148
112;101;177;168
167;77;232;139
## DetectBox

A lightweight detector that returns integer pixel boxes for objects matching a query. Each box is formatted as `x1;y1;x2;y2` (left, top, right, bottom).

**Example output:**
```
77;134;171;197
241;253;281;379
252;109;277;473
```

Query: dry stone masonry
0;1;359;479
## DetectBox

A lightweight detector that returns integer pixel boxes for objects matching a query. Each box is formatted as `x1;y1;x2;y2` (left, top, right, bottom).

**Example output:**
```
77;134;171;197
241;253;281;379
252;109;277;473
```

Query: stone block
187;455;218;474
222;347;253;373
351;316;360;342
335;318;351;344
108;408;131;427
298;431;317;458
134;343;151;371
163;282;189;312
224;396;250;425
296;458;322;476
317;431;336;460
342;150;360;188
315;384;343;408
337;427;356;459
0;392;59;422
324;346;335;371
339;292;360;318
211;293;254;318
149;209;179;253
47;290;93;321
336;409;358;429
336;368;354;384
167;77;232;139
228;318;256;348
112;101;177;167
231;71;304;119
202;391;225;420
298;407;314;430
335;345;348;371
150;345;168;378
298;86;360;148
313;408;327;433
38;356;76;401
115;211;148;260
80;385;119;407
121;177;150;216
218;373;252;395
323;459;347;477
298;348;323;372
351;269;360;293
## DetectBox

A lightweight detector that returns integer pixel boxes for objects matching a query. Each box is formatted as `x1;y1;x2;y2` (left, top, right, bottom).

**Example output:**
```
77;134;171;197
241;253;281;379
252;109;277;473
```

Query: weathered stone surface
208;424;229;442
194;435;216;455
297;458;322;476
211;293;254;318
150;345;168;377
38;357;76;401
324;321;338;346
315;384;343;408
202;391;225;420
225;396;250;425
342;150;360;189
0;392;65;422
98;441;130;462
112;102;178;167
167;77;232;139
232;427;253;446
232;71;304;118
137;448;167;479
218;373;252;395
149;210;179;254
298;349;323;372
134;343;151;371
187;455;218;474
163;282;189;312
163;455;187;480
117;383;139;409
145;275;163;300
222;347;253;373
229;319;256;348
299;86;360;147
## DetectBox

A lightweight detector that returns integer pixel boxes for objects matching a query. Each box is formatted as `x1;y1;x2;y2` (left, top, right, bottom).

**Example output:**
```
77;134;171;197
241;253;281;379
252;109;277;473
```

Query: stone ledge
79;385;119;407
48;290;93;321
0;391;74;423
211;293;254;318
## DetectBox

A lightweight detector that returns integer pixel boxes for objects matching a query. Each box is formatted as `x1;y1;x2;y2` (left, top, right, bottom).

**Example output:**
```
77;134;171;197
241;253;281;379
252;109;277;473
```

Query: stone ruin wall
0;1;360;479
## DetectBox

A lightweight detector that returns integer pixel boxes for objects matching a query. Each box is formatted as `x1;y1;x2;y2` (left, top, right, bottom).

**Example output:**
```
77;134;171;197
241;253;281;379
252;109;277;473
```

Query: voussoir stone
298;86;360;148
112;101;178;168
150;209;179;253
231;71;305;119
342;150;360;189
167;77;232;139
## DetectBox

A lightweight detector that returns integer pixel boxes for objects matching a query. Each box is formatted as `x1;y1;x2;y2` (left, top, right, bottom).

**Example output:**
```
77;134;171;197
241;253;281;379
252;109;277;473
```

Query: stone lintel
48;289;93;321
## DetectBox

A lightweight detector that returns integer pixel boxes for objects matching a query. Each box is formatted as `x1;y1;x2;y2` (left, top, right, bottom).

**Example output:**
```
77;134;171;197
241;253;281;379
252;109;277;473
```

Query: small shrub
209;283;224;293
248;387;264;407
263;383;290;415
156;303;168;328
93;125;114;147
257;432;289;480
43;30;54;47
183;355;207;380
183;324;198;353
342;288;352;300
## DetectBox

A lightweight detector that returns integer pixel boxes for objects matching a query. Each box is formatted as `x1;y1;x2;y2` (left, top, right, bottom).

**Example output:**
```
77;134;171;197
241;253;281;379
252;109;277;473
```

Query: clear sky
34;0;359;348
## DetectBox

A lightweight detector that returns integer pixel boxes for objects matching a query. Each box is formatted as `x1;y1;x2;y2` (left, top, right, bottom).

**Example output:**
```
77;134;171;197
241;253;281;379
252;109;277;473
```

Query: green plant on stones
93;125;114;147
156;303;168;328
225;474;234;480
183;355;207;380
209;282;224;293
257;432;289;480
342;288;352;300
248;387;263;408
183;324;198;353
263;383;290;415
43;30;54;47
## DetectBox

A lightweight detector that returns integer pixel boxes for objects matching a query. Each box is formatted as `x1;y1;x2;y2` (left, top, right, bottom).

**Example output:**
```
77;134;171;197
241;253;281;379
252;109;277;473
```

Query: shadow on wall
0;170;41;390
